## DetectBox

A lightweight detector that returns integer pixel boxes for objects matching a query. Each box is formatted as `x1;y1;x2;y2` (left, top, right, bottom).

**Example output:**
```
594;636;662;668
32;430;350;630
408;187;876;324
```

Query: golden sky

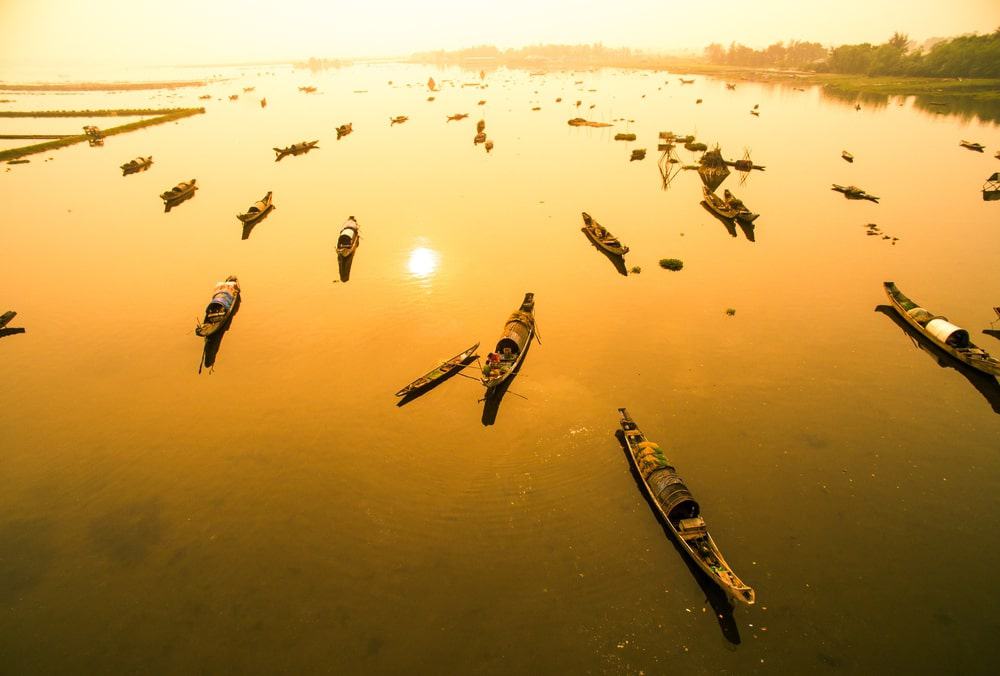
1;0;998;66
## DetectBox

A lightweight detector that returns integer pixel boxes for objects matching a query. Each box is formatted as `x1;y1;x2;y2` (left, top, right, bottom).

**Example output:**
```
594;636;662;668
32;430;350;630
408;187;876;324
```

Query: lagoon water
2;63;999;673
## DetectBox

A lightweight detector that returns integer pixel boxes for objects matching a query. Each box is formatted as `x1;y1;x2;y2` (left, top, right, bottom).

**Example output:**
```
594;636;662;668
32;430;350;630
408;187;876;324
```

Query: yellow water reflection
407;246;439;278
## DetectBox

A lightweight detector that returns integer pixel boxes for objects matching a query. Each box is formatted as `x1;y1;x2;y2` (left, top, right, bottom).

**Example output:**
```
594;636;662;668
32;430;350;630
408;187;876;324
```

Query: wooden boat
0;310;25;338
960;140;985;152
160;179;197;202
702;186;737;219
195;276;240;338
243;86;255;92
121;156;152;174
679;78;695;84
832;184;879;202
390;115;408;125
983;172;1000;202
228;94;239;101
630;149;646;161
614;133;636;141
0;310;17;328
298;86;317;93
474;132;486;144
883;282;1000;377
485;140;494;153
725;83;736;90
336;123;353;139
446;113;468;122
581;212;629;255
481;293;536;389
273;140;318;157
394;342;480;397
841;150;854;162
617;408;755;605
237;191;274;224
336;217;360;258
722;189;759;223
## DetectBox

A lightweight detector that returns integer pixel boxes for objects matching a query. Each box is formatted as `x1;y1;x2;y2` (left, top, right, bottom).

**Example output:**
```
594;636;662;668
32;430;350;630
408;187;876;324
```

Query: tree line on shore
705;29;1000;78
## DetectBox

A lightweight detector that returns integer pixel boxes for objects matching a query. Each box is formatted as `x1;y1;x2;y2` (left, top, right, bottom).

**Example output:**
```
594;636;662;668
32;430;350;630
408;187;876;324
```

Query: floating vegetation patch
726;308;736;316
630;266;642;274
659;258;684;271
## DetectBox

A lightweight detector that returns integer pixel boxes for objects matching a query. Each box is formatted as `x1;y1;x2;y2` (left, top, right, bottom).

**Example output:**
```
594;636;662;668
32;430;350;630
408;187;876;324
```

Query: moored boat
160;179;197;202
722;189;759;223
394;342;480;397
841;150;854;162
960;140;985;152
482;293;536;389
336;123;353;139
984;172;1000;202
702;186;737;219
581;212;629;255
273;140;318;158
883;282;1000;377
337;217;360;258
121;156;153;174
195;276;240;338
832;183;879;202
617;407;755;605
237;191;274;224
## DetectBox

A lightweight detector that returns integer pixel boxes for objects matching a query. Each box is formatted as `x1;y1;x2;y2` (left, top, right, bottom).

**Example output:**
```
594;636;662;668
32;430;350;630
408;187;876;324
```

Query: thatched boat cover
635;441;699;521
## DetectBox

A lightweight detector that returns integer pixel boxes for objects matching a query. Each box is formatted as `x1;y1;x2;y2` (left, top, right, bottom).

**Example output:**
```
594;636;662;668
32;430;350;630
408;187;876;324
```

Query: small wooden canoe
960;140;985;152
702;186;738;219
983;172;1000;202
298;86;317;93
195;276;240;338
337;217;360;258
446;113;468;122
832;184;879;202
394;342;480;397
841;150;854;162
679;78;695;84
482;293;536;389
121;156;152;174
237;191;274;224
617;407;755;605
390;116;408;125
581;212;629;255
474;132;486;144
336;123;353;139
722;189;759;223
0;310;16;328
160;179;197;202
883;282;1000;377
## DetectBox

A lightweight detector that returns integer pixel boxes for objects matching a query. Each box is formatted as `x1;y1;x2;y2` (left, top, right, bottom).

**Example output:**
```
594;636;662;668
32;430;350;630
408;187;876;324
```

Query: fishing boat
160;179;197;202
883;282;1000;377
121;156;152;174
841;150;854;162
337;217;360;258
722;189;759;223
336;123;353;139
581;212;629;255
725;83;736;90
679;78;695;84
298;86;317;93
702;186;738;219
832;184;879;202
447;113;468;122
960;140;985;152
237;191;274;224
474;132;486;145
273;140;318;158
984;172;1000;202
617;408;755;605
394;342;480;397
195;276;240;338
482;293;536;389
390;116;408;125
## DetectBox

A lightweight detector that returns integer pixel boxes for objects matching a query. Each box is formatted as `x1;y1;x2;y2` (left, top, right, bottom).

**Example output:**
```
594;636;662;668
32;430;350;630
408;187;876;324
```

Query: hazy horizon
1;0;998;71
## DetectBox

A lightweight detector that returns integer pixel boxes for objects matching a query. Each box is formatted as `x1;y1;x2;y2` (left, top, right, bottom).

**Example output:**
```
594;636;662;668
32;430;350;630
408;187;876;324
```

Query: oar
533;319;542;345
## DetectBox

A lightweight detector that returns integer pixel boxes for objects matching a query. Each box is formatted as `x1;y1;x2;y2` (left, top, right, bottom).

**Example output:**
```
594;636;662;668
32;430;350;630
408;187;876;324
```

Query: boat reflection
582;231;628;276
736;219;756;242
700;201;738;238
875;305;1000;415
199;296;240;374
338;251;356;282
614;429;741;645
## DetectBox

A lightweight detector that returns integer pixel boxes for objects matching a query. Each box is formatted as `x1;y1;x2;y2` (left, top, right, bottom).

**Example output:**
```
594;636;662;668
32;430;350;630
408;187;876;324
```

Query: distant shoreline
0;81;207;92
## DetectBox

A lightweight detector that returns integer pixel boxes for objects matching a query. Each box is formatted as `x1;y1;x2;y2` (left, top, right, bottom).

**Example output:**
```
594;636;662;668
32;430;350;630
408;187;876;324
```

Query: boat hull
395;342;480;397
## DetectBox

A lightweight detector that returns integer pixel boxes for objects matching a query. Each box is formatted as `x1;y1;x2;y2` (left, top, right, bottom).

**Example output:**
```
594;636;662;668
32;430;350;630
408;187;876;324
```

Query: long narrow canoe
394;342;480;397
581;212;629;255
160;179;197;202
702;186;737;219
618;408;755;605
195;276;240;338
273;140;318;157
482;293;535;389
337;217;360;258
121;156;152;174
722;189;759;224
884;282;1000;377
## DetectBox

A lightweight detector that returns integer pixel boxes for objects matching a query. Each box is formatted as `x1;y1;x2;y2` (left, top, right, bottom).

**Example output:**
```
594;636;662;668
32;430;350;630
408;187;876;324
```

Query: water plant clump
659;258;684;271
726;308;736;316
630;266;642;274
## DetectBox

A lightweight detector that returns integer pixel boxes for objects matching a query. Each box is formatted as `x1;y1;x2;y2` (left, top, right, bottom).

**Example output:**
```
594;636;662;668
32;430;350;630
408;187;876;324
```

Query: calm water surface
2;63;999;674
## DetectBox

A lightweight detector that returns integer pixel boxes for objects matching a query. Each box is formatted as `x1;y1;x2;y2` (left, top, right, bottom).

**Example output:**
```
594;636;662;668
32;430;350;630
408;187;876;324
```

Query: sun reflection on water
407;247;439;278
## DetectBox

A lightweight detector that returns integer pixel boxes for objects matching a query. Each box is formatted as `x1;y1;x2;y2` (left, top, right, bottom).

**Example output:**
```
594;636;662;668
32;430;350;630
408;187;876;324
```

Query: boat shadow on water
700;202;738;239
396;356;479;408
481;341;532;426
338;252;356;282
241;209;273;240
614;429;742;645
875;305;1000;415
583;232;629;276
199;296;241;374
